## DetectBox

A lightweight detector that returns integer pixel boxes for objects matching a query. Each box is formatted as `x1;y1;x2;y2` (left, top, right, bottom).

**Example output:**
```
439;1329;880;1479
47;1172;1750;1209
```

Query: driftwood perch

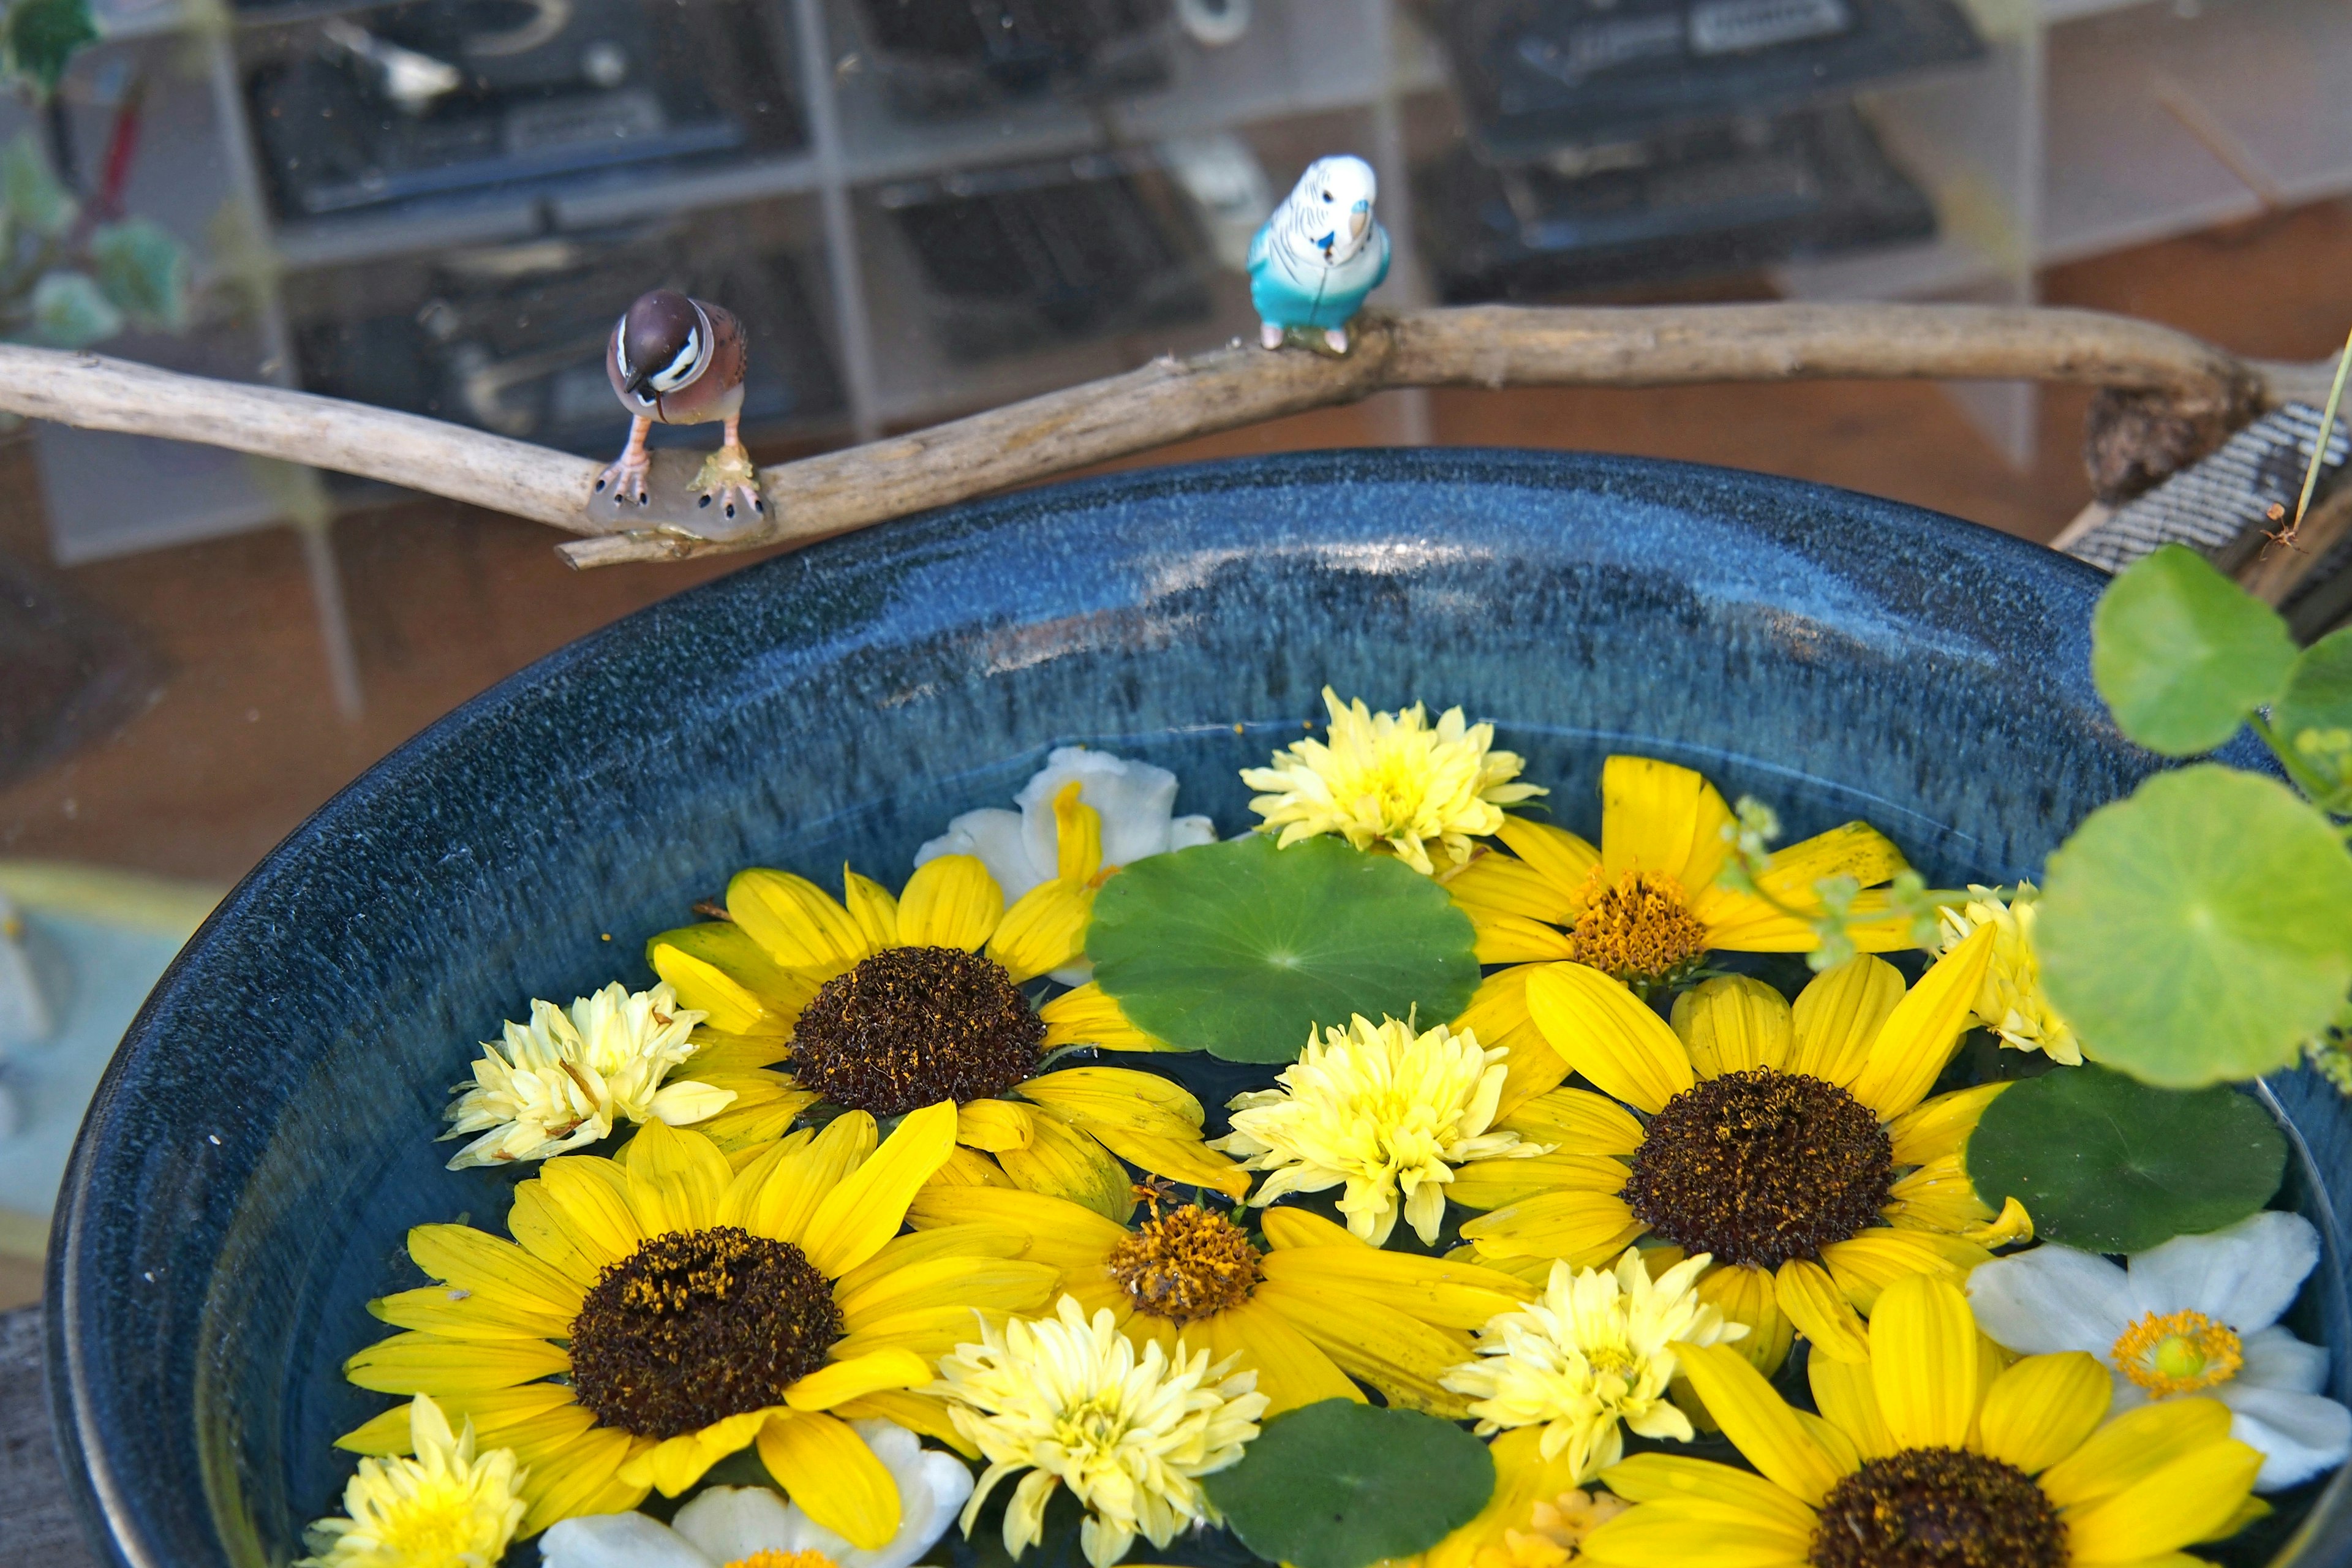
0;303;2332;570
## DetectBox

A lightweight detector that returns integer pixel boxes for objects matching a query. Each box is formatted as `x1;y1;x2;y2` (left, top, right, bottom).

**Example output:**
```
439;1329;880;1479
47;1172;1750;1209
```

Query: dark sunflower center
790;945;1042;1115
1106;1205;1263;1324
1621;1068;1892;1270
568;1226;840;1438
1812;1448;2065;1568
1572;869;1711;993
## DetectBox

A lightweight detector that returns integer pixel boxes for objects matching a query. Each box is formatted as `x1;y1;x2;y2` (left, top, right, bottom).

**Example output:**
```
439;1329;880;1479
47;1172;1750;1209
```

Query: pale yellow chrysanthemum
441;981;733;1167
302;1395;524;1568
1213;1014;1547;1246
940;1295;1268;1568
1936;881;2082;1065
1441;1250;1746;1483
1242;687;1545;873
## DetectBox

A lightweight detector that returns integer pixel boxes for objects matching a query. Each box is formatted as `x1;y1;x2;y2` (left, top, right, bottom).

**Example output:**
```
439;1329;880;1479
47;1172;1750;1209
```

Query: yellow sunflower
1577;1274;2264;1568
1450;924;2031;1373
336;1108;1060;1540
1442;756;1917;999
644;784;1245;1219
907;1183;1539;1419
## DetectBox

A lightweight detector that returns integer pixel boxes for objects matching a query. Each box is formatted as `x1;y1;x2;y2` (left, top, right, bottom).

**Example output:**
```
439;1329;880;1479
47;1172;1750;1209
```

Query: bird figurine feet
594;287;766;523
1248;155;1389;356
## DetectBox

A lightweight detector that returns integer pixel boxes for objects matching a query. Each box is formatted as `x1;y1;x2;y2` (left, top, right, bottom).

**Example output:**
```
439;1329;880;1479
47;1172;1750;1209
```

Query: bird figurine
596;288;763;521
1247;154;1390;355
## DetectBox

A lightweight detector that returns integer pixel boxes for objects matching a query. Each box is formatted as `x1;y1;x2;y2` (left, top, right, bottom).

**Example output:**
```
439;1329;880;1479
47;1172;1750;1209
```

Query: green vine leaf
1;132;73;238
1204;1400;1496;1568
2092;545;2296;756
29;271;122;349
90;219;190;332
1965;1065;2285;1253
2039;765;2352;1085
6;0;99;92
1087;835;1480;1063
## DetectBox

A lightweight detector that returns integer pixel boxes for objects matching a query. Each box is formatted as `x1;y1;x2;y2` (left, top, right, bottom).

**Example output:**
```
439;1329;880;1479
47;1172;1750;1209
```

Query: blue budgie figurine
1248;154;1390;355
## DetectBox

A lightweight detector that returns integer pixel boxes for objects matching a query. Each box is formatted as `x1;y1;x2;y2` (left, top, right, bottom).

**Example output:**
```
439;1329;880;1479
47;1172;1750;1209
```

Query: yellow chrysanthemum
1242;687;1545;874
1442;756;1915;1001
644;790;1245;1219
1935;881;2082;1065
1577;1275;2264;1568
1444;1250;1744;1482
1212;1014;1547;1246
337;1111;1059;1540
938;1294;1269;1568
302;1395;524;1568
1398;1428;1630;1568
1450;927;2033;1376
910;1186;1538;1418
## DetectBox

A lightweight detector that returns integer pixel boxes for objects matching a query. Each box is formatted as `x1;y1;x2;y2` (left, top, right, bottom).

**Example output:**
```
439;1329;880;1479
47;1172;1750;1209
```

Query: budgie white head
1272;155;1378;267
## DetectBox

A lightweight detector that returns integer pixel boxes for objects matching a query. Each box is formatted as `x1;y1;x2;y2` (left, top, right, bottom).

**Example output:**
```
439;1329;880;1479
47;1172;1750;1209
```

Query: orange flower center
1570;869;1710;992
2112;1309;2242;1396
1105;1204;1262;1324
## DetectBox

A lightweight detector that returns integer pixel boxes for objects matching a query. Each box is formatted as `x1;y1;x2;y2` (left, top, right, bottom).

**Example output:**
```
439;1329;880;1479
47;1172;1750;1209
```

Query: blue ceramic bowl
47;449;2352;1567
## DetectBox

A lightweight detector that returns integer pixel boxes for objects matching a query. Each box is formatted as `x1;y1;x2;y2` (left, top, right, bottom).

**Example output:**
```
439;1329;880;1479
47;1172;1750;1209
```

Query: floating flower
301;1395;524;1568
339;1112;1056;1537
916;745;1218;903
1575;1275;2264;1568
1934;881;2082;1065
1442;1250;1744;1482
1443;756;1914;998
1450;930;2032;1374
441;982;753;1168
1242;687;1544;874
1967;1210;2352;1490
538;1421;971;1568
1213;1013;1546;1246
646;811;1246;1218
1401;1427;1630;1568
910;1186;1536;1416
937;1294;1268;1568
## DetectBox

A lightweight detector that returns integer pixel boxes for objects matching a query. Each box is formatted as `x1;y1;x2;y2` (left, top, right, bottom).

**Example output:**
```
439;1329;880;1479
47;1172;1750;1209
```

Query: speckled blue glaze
45;448;2352;1568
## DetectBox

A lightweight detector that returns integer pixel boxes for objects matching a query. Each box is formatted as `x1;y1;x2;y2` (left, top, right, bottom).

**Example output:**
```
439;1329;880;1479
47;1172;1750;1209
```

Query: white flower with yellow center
1213;1014;1545;1246
1935;882;2081;1065
1441;1250;1745;1482
442;981;731;1168
301;1395;524;1568
1242;687;1545;874
1968;1210;2352;1490
938;1294;1268;1568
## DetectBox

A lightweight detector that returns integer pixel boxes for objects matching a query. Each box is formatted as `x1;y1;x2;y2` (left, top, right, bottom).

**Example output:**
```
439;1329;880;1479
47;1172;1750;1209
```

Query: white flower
539;1421;971;1568
440;981;729;1168
1967;1210;2351;1490
916;748;1216;981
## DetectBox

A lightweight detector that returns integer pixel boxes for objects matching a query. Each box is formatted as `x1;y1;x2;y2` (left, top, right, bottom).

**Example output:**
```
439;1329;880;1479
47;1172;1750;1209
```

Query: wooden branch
0;303;2323;570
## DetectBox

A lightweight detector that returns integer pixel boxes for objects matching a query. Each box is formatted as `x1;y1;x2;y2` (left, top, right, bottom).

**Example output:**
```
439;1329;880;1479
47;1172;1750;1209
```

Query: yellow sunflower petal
618;1120;734;1234
1038;981;1167;1051
1195;1294;1365;1417
522;1428;649;1536
957;1098;1036;1153
1774;1257;1870;1364
1418;1425;1585;1568
904;1184;1133;1273
2064;1439;2265;1562
1844;924;1997;1118
1459;1189;1646;1268
1887;1081;2011;1166
1675;1342;1853;1507
744;1113;878;1248
787;1348;935;1410
2038;1398;2238;1509
536;1156;643;1261
832;1221;1029;1297
1262;1207;1364;1250
1494;1085;1646;1158
1052;782;1104;883
1253;1279;1471;1417
1692;823;1910;951
1442;846;1581;923
927;1144;1017;1189
1600;756;1735;894
1672;976;1794;1077
1259;1246;1533;1329
649;937;786;1037
832;1302;1059;1362
1523;962;1695;1115
369;1287;566;1341
832;1389;981;1458
1784;955;1906;1085
987;878;1095;985
1974;1351;2111;1475
758;1409;902;1550
1078;1123;1252;1199
1867;1273;1980;1451
800;1099;959;1276
1013;1066;1205;1137
993;1112;1136;1221
506;1178;620;1284
1807;1352;1895;1461
897;855;1006;952
1600;1453;1820;1535
405;1224;586;1321
836;1255;1058;1327
1447;1152;1630;1212
345;1332;568;1395
687;1026;793;1072
1578;1502;1814;1568
842;868;900;951
1701;1262;1794;1377
1495;816;1602;895
729;867;877;971
689;1072;820;1155
634;1409;772;1496
1468;908;1581;964
1451;967;1572;1118
1819;1229;1989;1313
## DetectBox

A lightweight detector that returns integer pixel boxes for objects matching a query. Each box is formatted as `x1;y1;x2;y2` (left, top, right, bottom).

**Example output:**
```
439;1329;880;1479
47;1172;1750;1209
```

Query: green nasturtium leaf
1964;1064;2285;1254
1087;835;1480;1063
2274;626;2352;802
29;270;122;350
1204;1400;1496;1568
2040;765;2352;1085
90;219;190;331
5;0;98;92
2092;545;2296;756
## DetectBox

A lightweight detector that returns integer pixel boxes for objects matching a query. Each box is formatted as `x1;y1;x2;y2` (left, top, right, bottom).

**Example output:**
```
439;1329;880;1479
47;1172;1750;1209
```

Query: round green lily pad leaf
1087;835;1480;1063
2092;544;2296;756
1204;1400;1496;1568
1965;1065;2285;1254
2039;765;2352;1085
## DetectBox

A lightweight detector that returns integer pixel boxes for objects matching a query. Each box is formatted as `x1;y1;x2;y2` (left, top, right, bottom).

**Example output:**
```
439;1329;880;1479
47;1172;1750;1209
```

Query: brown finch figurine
597;288;763;521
